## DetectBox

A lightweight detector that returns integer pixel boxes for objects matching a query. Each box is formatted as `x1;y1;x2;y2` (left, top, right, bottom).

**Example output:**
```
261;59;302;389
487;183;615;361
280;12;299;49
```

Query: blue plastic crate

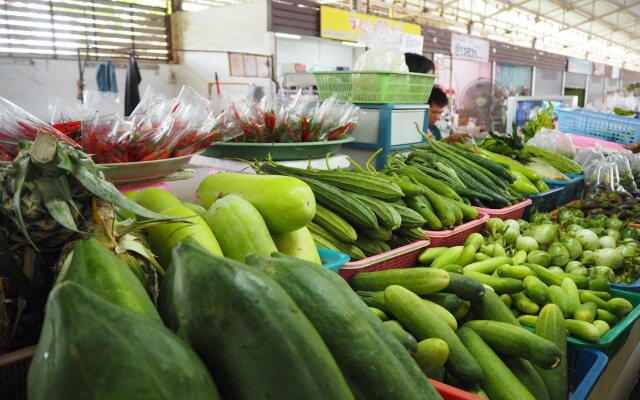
319;248;350;273
523;187;565;219
611;279;640;292
544;175;585;207
558;109;640;145
569;348;608;400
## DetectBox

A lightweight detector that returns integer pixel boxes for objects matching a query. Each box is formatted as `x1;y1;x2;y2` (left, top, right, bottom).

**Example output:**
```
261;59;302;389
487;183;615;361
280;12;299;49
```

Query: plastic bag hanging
608;152;638;192
353;21;409;72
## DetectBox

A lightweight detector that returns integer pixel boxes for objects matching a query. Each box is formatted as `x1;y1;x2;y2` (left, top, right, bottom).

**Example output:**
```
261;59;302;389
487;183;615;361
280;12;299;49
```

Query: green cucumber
454;244;478;267
423;293;463;313
579;291;610;310
474;253;491;262
502;356;550;400
518;315;539;327
549;285;574;318
471;288;520;326
385;285;483;387
512;292;540;314
434;264;464;273
444;272;486;301
431;246;464;269
497;265;533;279
523;276;550;305
596;309;618;325
463;271;524;294
525;263;564;286
383;320;418;356
578;289;611;301
561;278;581;312
457;327;535;400
423;299;458;330
454;300;471;320
463;256;513;274
534;304;567;400
565;320;601;342
574;302;598;323
593;320;611;336
414;338;449;378
370;307;389;321
608;297;634;316
350;268;449;295
464;320;562;369
418;247;448;265
464;233;484;248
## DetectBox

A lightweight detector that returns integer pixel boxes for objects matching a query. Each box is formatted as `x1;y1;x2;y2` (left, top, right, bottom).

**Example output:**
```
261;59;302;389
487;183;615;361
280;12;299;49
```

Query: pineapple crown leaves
7;132;180;251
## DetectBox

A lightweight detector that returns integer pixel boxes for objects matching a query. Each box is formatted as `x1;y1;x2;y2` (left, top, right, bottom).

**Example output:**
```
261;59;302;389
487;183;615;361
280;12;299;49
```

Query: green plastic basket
312;71;436;104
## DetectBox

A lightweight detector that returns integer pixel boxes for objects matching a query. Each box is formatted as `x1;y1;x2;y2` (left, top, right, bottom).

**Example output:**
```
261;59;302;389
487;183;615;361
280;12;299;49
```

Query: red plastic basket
338;240;430;281
429;380;484;400
424;213;489;247
474;198;532;220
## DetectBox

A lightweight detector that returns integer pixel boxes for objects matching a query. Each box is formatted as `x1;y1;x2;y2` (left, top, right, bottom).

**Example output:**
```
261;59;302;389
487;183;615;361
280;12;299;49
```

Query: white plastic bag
574;146;605;168
353;22;408;72
527;128;576;158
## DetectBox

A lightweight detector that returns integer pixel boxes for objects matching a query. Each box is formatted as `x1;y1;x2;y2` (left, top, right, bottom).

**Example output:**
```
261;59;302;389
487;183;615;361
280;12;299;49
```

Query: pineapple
0;132;170;352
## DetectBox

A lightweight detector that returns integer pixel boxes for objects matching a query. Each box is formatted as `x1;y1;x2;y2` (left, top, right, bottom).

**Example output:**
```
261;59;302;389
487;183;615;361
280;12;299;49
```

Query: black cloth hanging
125;55;141;116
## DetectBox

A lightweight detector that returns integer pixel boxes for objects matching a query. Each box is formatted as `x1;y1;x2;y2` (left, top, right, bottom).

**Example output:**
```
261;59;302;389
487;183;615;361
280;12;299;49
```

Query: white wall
175;0;274;99
0;60;179;121
0;0;274;120
275;36;360;73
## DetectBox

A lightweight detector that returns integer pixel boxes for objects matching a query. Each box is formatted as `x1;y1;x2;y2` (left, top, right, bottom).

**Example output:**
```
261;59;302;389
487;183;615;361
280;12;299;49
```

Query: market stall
4;2;640;399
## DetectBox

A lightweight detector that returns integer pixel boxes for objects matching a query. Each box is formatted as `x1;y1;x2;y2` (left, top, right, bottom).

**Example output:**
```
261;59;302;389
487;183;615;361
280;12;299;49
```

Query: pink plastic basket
569;133;625;151
424;213;489;247
338;240;430;281
474;198;532;220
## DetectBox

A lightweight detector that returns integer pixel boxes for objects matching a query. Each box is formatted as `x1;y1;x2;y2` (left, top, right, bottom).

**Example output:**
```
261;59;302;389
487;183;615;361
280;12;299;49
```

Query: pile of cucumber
258;161;483;260
351;267;567;400
419;234;634;343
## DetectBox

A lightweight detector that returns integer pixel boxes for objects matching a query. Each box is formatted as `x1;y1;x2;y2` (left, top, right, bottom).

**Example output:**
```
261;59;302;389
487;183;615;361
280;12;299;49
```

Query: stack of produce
560;192;640;225
227;92;358;143
29;238;444;399
351;266;571;400
477;116;583;183
255;159;486;260
125;173;323;267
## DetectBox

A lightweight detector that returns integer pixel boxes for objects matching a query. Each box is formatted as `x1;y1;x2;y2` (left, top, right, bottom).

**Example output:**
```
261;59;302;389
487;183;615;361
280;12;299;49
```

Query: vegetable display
254;159;487;259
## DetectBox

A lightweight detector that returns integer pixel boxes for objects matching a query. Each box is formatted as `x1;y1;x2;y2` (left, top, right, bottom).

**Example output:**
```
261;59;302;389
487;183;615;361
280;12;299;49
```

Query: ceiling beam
507;1;639;54
561;0;636;30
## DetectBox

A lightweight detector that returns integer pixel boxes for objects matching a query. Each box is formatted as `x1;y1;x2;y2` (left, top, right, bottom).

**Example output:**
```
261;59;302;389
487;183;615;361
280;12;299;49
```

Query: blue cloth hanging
96;60;118;93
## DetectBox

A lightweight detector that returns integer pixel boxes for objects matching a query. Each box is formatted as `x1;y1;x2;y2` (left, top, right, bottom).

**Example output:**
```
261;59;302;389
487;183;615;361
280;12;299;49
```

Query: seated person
428;87;471;144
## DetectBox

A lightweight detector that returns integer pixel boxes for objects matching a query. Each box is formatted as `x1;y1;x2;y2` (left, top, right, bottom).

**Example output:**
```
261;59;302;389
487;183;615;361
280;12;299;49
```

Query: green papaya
58;238;160;322
159;242;353;400
28;282;219;400
246;253;442;400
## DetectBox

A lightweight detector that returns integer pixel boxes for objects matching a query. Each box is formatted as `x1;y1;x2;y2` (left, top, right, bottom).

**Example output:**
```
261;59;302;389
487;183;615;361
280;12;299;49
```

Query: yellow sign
320;6;421;42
